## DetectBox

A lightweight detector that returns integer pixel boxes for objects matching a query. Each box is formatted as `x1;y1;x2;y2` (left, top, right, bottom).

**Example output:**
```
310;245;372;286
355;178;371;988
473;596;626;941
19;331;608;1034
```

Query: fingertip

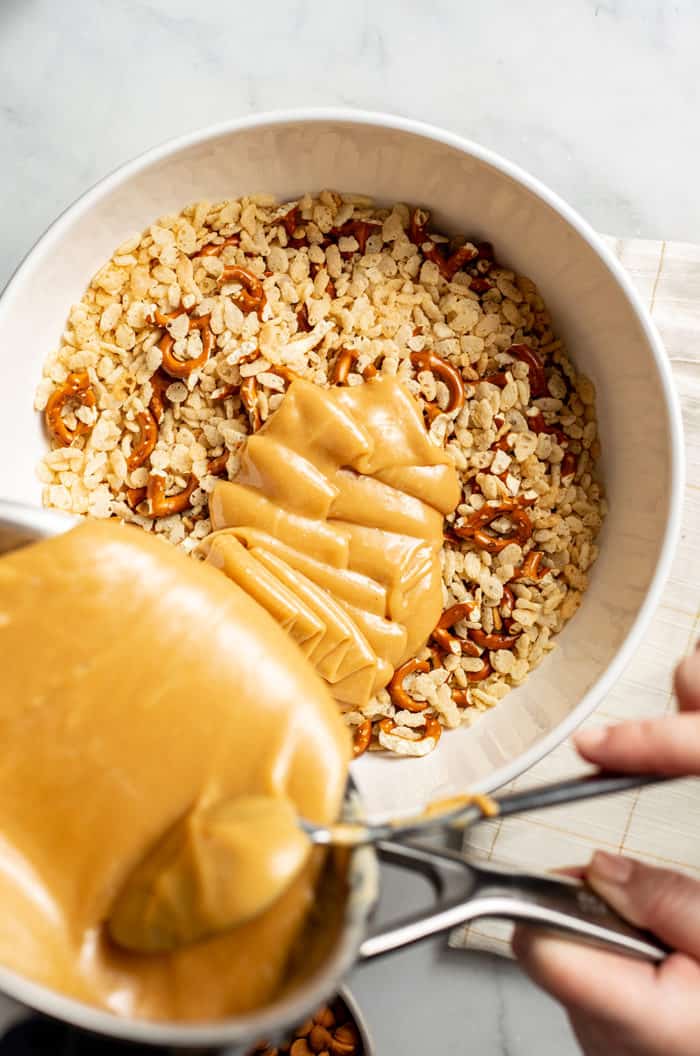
573;725;608;759
674;651;700;712
512;926;655;1019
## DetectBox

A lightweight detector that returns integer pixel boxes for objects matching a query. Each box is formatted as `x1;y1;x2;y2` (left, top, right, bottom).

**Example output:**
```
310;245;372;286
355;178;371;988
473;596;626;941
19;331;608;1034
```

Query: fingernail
589;851;633;885
573;727;607;753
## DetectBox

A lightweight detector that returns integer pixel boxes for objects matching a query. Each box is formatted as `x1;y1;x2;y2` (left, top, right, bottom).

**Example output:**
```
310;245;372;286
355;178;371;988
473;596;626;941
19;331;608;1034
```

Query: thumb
586;852;700;957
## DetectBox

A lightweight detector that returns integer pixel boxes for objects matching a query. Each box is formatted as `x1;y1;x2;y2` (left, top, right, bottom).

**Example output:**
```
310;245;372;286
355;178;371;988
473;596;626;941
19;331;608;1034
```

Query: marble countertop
1;0;696;1052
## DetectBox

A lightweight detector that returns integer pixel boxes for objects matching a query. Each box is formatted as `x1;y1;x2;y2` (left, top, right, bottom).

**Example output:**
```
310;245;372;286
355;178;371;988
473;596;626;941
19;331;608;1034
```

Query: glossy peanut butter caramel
207;377;460;708
0;520;350;1020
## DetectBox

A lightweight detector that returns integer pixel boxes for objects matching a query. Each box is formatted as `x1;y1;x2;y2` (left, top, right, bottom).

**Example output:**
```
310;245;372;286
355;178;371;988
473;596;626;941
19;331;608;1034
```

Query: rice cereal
35;191;606;756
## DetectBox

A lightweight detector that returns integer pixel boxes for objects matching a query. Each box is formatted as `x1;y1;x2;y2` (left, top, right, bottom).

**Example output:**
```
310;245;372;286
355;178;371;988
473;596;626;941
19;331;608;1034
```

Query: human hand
512;648;700;1055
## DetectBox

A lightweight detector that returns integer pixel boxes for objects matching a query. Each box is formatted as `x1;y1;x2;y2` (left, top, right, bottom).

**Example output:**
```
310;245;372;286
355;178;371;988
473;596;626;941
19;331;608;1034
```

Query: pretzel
509;343;547;397
148;371;171;423
45;371;96;447
410;350;465;414
482;371;509;388
454;498;534;553
527;410;568;446
126;411;158;471
379;715;442;748
193;235;239;258
331;349;376;385
423;241;478;281
221;265;266;316
240;376;262;431
431;603;481;657
500;584;516;616
329;219;381;255
470;627;519;650
512;550;549;582
151;308;186;327
125;486;147;510
281;205;300;238
407;208;478;279
206;452;229;477
408;207;430;246
452;660;493;699
159;316;212;379
296;302;312;332
388;658;431;713
560;451;577;480
423;401;443;424
270;365;303;387
146;474;198;518
352;719;372;759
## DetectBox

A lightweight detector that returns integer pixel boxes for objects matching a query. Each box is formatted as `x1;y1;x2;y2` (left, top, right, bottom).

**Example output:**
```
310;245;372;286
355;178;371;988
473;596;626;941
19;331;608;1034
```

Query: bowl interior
0;114;678;822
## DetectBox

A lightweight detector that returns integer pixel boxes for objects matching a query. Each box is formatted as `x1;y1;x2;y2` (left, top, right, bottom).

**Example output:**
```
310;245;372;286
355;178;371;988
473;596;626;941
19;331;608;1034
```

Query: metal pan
0;501;668;1050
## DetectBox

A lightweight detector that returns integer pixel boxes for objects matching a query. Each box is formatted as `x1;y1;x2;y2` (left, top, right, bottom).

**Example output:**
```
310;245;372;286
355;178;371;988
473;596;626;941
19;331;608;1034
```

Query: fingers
574;713;700;775
586;852;700;958
675;649;700;713
514;922;700;1056
514;850;700;1055
512;924;654;1021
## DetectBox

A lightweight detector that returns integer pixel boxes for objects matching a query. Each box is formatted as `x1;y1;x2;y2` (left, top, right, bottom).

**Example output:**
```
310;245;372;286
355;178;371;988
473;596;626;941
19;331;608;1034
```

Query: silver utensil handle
358;842;667;963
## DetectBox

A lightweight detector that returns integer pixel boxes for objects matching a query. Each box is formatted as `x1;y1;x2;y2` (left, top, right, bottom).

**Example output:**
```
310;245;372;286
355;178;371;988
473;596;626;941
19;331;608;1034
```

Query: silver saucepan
0;500;667;1050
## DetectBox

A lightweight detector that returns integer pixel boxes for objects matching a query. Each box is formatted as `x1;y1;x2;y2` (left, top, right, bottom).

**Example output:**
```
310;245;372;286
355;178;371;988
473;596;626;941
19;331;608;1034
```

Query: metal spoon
302;771;670;846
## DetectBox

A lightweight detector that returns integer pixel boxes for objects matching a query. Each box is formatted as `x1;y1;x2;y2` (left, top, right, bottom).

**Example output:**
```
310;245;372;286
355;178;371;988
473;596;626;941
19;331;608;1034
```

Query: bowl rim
0;107;685;1039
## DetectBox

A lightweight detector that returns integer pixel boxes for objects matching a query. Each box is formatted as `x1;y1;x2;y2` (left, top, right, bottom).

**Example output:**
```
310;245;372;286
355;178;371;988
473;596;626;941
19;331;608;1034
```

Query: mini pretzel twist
331;349;376;385
352;719;372;759
423;241;478;281
329;219;381;255
45;371;96;446
281;205;300;238
560;451;577;480
379;715;442;747
509;343;547;397
148;371;171;423
511;550;549;582
159;315;212;379
469;627;519;650
388;658;431;713
206;452;230;477
407;208;478;279
221;265;266;317
527;410;568;446
408;207;430;246
125;486;147;510
128;451;229;513
452;660;494;700
146;474;198;518
193;235;240;258
431;603;481;657
126;410;158;471
500;585;516;616
455;498;534;553
410;350;465;414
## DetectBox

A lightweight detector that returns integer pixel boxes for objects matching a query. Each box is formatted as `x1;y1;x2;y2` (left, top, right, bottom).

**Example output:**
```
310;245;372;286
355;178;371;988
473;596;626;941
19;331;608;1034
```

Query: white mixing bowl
0;109;683;828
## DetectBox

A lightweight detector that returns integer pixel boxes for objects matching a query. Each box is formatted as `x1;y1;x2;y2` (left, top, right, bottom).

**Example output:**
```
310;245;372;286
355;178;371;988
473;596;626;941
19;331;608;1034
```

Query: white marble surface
1;0;697;1052
2;0;700;293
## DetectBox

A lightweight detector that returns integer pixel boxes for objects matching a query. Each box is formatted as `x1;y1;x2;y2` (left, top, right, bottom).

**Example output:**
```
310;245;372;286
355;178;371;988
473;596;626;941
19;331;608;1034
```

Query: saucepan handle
358;841;667;963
